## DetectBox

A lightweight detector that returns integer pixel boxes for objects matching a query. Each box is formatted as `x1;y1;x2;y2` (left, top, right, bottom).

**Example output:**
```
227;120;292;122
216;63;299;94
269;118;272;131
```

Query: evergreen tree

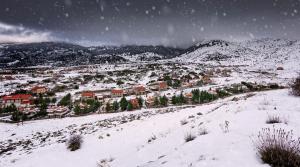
167;80;173;87
171;95;178;105
45;98;51;104
21;113;27;122
86;99;101;113
51;98;57;104
154;97;160;107
36;102;48;117
58;93;72;106
106;103;112;112
4;104;18;113
11;110;20;122
216;89;229;98
173;80;181;88
74;105;81;115
112;101;119;112
127;102;133;111
178;93;186;104
138;97;144;108
120;97;128;111
160;95;168;106
199;91;217;103
192;89;200;104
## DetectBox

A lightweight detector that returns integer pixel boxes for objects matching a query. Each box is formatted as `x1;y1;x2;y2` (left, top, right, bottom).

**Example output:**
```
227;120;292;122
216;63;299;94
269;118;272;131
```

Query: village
0;62;284;123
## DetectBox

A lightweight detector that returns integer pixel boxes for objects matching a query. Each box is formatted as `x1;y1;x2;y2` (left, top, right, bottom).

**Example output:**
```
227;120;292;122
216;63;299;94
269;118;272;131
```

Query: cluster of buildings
0;68;216;117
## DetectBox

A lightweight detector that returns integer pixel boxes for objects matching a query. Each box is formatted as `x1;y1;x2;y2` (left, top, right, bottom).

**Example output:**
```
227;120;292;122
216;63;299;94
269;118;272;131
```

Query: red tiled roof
134;85;146;92
81;91;95;97
159;82;168;89
31;86;47;91
111;89;124;94
2;94;32;101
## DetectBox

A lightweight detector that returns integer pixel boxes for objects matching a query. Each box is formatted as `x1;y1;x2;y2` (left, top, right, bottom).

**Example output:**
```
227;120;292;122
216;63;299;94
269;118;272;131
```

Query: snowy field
1;89;300;167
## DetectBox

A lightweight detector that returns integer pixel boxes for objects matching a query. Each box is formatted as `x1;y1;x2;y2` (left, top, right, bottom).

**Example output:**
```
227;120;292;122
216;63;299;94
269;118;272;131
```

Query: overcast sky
0;0;300;47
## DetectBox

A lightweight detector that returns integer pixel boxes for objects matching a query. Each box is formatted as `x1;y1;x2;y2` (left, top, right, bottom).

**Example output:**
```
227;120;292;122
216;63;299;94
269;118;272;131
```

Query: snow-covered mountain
173;39;300;71
0;39;300;69
0;42;183;68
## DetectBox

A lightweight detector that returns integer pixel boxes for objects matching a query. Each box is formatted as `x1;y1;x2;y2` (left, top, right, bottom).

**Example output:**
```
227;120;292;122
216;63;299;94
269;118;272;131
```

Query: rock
277;67;284;70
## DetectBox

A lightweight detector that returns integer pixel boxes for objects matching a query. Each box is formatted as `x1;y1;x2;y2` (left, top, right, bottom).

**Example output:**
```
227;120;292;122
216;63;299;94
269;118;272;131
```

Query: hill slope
1;89;299;167
173;39;300;70
0;42;183;68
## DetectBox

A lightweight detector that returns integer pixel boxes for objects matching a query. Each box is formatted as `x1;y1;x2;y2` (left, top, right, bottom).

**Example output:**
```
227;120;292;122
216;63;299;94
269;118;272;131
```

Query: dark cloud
1;0;300;46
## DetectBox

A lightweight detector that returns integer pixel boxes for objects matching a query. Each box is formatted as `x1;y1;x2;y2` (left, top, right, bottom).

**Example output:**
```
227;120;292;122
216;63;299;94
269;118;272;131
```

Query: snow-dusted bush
266;115;282;124
256;128;300;167
184;132;196;142
147;135;157;143
198;128;208;136
180;119;188;125
291;76;300;96
67;135;83;151
219;121;230;133
97;157;114;167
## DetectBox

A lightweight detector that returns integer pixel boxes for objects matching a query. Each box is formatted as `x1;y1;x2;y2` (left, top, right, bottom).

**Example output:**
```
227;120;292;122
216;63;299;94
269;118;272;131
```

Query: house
146;96;156;107
130;98;140;109
202;75;213;85
111;89;124;97
19;107;39;114
31;86;47;94
158;81;168;91
182;82;193;88
81;91;96;100
185;92;193;102
133;85;146;95
4;76;14;80
2;94;33;107
47;106;70;116
96;94;105;103
149;81;168;91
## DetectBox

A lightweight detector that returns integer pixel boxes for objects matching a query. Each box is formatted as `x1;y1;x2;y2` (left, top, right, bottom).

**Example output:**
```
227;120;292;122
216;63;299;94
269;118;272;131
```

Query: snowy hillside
1;89;300;167
0;43;183;68
173;39;300;71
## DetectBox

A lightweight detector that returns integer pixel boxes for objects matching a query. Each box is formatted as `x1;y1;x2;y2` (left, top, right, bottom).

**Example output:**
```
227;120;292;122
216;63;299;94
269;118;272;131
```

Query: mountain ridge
0;38;300;68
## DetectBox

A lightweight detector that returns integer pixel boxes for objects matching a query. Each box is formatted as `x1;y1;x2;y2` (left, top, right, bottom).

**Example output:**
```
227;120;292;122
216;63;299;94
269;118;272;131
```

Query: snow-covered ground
1;89;300;167
171;39;300;77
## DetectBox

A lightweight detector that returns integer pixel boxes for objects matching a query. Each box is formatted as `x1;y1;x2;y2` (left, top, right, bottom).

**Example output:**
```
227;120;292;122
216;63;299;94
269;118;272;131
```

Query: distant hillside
0;42;183;68
172;38;300;71
1;39;300;69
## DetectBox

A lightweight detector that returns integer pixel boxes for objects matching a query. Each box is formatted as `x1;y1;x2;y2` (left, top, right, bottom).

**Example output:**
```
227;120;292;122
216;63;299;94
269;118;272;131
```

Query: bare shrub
180;119;188;125
184;132;196;142
260;98;270;106
255;127;300;167
266;115;282;124
67;135;83;151
147;135;157;143
97;157;114;167
198;128;208;136
291;76;300;96
219;121;230;133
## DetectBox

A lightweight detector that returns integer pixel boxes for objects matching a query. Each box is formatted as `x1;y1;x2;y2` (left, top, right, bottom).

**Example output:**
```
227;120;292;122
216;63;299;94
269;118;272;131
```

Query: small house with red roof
2;94;33;107
133;85;146;95
158;81;168;91
111;89;124;97
148;81;168;91
81;91;96;100
31;86;47;94
145;96;155;107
